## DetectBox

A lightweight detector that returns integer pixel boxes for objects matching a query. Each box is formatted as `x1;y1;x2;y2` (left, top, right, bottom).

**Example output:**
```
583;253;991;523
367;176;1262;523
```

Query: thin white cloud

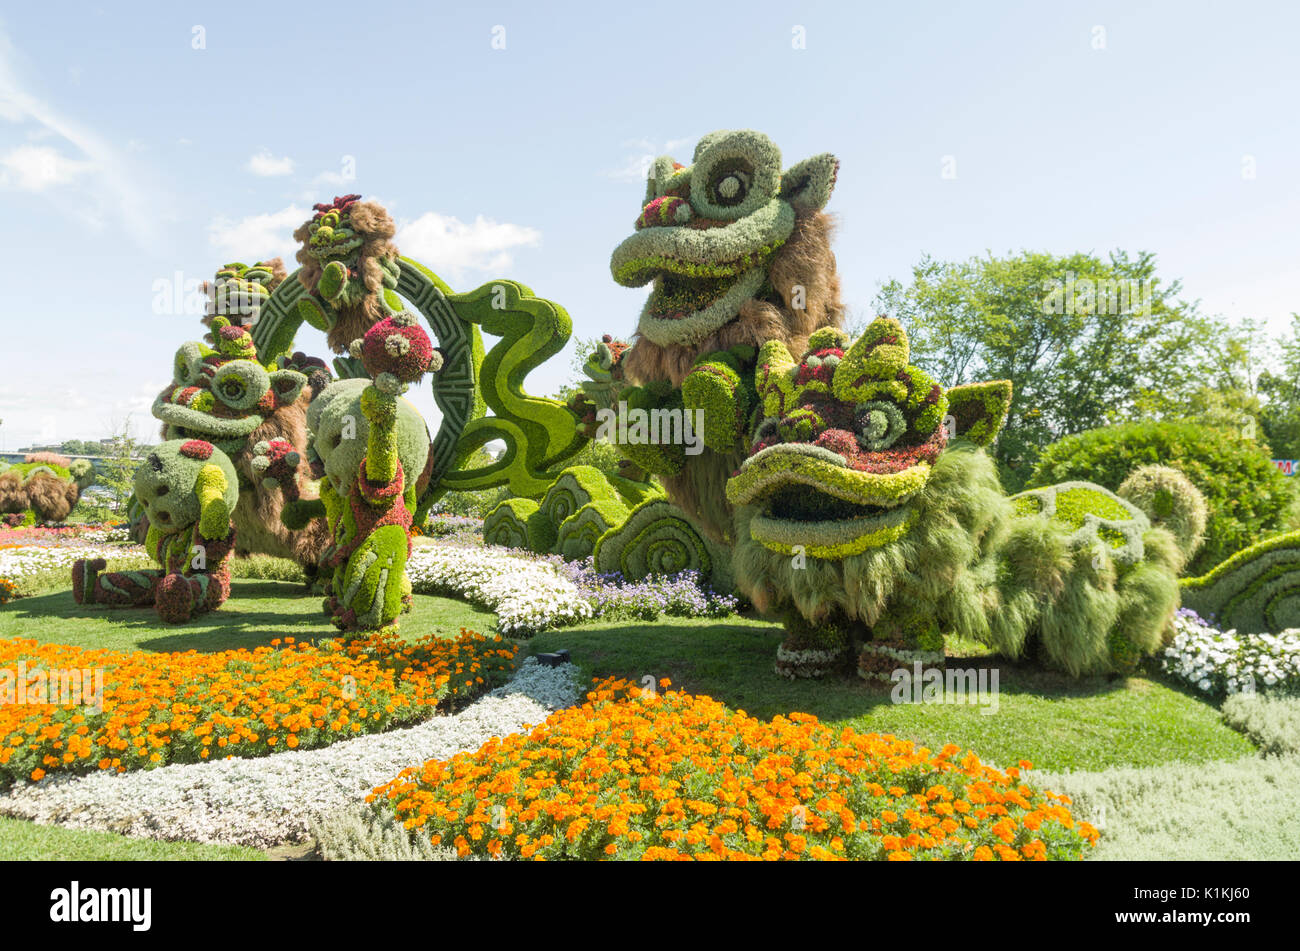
208;204;308;262
247;149;294;176
0;143;92;190
0;24;163;246
313;169;352;187
605;136;696;183
396;212;540;285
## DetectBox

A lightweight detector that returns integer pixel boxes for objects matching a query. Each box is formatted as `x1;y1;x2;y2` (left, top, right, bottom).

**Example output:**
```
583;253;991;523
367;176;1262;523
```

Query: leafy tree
874;250;1209;489
58;439;104;456
80;420;142;523
1259;314;1300;459
1177;316;1267;440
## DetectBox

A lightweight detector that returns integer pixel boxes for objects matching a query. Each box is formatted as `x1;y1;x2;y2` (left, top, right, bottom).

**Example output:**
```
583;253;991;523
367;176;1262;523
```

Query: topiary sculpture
292;194;401;354
152;316;331;574
72;440;238;623
1181;530;1300;634
201;259;287;340
1117;464;1207;570
0;454;96;524
726;320;1191;680
263;314;440;632
483;497;539;550
593;497;733;592
607;130;843;544
1025;420;1292;575
481;463;659;562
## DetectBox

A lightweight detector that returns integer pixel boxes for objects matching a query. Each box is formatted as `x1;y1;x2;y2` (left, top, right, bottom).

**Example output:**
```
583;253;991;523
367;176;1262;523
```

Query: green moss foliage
1009;481;1149;566
594;498;730;589
555;497;630;561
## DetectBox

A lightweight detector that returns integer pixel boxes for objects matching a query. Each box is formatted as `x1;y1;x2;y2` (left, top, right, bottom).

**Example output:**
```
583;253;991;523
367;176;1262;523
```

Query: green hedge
1025;421;1295;575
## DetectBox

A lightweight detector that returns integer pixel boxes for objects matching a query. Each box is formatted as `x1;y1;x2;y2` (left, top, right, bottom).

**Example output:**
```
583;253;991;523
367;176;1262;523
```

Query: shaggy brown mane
622;212;844;387
23;451;73;468
292;201;400;353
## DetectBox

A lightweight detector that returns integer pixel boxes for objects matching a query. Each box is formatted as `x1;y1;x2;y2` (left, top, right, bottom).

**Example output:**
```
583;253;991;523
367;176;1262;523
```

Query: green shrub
1221;694;1300;755
228;554;306;583
1026;421;1295;574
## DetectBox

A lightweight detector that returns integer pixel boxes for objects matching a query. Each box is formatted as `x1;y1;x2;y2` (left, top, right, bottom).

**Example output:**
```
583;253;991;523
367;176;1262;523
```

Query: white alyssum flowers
407;545;592;635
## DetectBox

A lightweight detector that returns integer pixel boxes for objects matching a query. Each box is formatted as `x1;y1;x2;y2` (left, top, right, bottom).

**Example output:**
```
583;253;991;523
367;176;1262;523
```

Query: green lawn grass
0;816;265;860
0;579;495;652
526;615;1255;772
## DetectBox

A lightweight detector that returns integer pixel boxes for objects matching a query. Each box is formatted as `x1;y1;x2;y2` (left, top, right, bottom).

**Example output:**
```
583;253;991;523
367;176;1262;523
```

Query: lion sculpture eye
855;400;907;451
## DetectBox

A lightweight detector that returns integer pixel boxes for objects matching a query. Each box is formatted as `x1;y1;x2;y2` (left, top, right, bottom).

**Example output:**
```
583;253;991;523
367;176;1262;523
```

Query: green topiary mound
594;498;731;590
1181;529;1300;633
1024;421;1294;575
1117;464;1207;569
483;498;538;550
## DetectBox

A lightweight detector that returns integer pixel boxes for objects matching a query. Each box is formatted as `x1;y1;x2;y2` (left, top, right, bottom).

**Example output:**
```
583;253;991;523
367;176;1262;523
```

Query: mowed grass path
0;817;264;861
527;616;1255;773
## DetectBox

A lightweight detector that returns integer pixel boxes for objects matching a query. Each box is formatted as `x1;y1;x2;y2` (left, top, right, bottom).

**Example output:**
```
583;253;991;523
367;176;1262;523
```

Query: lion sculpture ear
780;153;839;214
944;380;1013;447
268;369;308;407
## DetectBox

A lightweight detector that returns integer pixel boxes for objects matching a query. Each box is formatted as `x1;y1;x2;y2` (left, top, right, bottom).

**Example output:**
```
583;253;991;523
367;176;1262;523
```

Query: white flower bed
77;526;133;545
1162;610;1300;696
0;657;581;849
0;544;150;580
407;545;592;636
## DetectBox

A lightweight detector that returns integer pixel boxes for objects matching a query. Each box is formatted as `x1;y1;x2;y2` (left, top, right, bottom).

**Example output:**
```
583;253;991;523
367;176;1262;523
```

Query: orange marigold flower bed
370;678;1098;861
0;629;516;787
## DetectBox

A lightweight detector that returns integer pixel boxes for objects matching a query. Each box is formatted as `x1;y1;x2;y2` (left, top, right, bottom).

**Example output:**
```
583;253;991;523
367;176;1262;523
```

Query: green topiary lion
724;319;1193;680
607;130;843;544
72;439;238;624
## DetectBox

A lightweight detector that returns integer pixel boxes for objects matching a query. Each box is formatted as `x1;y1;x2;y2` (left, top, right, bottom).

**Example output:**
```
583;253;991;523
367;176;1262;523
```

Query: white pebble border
0;657;581;850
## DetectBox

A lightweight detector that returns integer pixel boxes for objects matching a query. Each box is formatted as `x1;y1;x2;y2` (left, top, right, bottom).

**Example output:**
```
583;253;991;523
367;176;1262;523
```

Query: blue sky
1;0;1298;449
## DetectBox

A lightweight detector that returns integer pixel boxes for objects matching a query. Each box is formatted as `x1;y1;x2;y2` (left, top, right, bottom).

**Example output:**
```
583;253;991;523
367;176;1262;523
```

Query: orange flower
368;677;1096;863
0;631;516;786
